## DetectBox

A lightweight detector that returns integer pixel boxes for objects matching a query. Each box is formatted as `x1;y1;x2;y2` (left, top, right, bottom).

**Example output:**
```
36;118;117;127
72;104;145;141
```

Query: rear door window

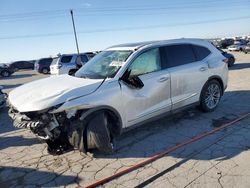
40;58;53;64
60;55;73;63
192;45;211;61
162;44;196;68
80;55;89;63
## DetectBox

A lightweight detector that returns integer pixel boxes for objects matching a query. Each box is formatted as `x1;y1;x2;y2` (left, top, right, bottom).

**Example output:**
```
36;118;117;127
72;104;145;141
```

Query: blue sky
0;0;250;62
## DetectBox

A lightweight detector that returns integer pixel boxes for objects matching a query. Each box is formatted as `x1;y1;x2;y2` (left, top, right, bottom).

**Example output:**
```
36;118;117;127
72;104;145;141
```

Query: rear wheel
200;80;222;112
42;68;49;74
0;70;11;77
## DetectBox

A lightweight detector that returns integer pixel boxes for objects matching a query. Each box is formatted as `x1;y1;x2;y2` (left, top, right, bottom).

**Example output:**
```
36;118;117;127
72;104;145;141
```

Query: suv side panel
162;44;210;110
120;48;172;127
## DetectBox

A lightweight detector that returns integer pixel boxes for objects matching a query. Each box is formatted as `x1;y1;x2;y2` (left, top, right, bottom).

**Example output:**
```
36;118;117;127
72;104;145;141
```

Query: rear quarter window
40;58;53;64
61;55;73;63
163;44;196;68
192;45;211;61
80;55;88;63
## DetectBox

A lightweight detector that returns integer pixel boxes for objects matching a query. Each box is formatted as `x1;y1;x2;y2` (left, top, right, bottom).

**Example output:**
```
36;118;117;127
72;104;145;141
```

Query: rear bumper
50;68;61;75
50;68;69;75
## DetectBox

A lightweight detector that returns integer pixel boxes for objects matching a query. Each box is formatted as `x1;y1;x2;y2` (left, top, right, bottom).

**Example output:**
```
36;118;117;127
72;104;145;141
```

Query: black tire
0;70;11;77
200;80;222;112
69;69;77;76
42;68;49;74
228;57;235;67
87;112;116;153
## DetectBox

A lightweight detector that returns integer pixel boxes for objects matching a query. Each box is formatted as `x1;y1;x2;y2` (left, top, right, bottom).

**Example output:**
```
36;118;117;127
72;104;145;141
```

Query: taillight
223;58;229;64
56;63;62;69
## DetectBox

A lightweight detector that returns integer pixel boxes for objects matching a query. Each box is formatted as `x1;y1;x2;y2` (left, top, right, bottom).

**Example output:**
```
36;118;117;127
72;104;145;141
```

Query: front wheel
87;112;116;153
200;80;222;112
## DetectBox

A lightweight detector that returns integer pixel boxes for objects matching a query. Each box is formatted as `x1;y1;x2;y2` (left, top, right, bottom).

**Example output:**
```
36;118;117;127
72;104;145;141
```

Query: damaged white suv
8;39;228;154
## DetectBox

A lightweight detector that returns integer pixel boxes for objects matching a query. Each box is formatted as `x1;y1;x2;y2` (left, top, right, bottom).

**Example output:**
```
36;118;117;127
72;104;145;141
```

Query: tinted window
163;44;196;68
192;45;211;61
61;55;73;63
40;58;53;64
129;48;161;76
87;53;96;58
80;55;88;62
24;61;31;66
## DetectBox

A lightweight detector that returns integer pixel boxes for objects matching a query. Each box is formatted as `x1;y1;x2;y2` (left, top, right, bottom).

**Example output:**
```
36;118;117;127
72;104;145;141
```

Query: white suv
50;52;94;75
8;39;228;154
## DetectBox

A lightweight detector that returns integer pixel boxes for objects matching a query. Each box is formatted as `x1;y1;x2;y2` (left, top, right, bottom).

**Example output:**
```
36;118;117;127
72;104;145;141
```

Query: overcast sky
0;0;250;62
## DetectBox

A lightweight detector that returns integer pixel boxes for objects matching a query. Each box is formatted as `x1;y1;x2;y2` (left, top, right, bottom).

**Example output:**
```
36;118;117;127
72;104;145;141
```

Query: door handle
199;67;207;72
158;76;169;82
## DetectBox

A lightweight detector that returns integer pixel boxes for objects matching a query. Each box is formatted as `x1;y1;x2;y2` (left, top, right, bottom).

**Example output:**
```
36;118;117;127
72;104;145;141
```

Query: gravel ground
0;51;250;188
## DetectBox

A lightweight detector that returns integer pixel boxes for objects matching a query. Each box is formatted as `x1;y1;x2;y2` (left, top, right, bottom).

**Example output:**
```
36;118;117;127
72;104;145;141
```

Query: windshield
75;50;132;79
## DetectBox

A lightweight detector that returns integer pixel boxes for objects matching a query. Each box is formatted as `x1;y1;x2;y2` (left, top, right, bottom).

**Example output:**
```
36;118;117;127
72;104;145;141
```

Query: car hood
9;74;104;112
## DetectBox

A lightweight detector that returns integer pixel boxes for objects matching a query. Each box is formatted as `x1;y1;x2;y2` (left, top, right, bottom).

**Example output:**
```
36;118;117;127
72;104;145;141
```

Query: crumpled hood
9;74;104;112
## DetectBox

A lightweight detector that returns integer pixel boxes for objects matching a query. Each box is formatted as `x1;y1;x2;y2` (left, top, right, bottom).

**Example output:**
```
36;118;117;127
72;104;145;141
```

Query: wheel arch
208;76;224;95
200;76;224;102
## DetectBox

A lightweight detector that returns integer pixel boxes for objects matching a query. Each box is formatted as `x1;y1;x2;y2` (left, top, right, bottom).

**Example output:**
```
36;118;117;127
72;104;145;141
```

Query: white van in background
50;52;95;75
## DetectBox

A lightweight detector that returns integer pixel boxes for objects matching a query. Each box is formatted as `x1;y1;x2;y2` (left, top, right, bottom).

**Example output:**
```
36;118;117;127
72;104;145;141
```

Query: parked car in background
243;43;250;54
50;52;95;75
0;63;15;77
9;60;34;71
34;57;53;74
0;86;7;109
217;38;234;49
227;43;246;51
234;39;247;45
8;39;228;154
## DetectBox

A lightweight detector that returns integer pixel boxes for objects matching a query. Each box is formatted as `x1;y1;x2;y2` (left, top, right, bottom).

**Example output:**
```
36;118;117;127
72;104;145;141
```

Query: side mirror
119;70;144;89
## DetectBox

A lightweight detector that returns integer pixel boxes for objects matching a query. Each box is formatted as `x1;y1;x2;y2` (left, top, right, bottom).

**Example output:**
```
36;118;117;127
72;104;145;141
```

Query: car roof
106;38;208;51
59;52;94;56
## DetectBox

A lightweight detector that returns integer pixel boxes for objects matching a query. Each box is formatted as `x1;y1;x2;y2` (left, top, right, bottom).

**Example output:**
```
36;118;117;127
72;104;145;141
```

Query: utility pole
70;9;80;55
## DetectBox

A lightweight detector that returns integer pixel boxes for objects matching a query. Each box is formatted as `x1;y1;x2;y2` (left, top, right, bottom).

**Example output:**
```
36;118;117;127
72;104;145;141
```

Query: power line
0;3;249;22
0;16;249;40
0;0;249;19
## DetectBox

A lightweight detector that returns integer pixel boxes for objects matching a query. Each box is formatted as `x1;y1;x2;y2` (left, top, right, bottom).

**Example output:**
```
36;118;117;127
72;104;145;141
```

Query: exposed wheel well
81;107;123;136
